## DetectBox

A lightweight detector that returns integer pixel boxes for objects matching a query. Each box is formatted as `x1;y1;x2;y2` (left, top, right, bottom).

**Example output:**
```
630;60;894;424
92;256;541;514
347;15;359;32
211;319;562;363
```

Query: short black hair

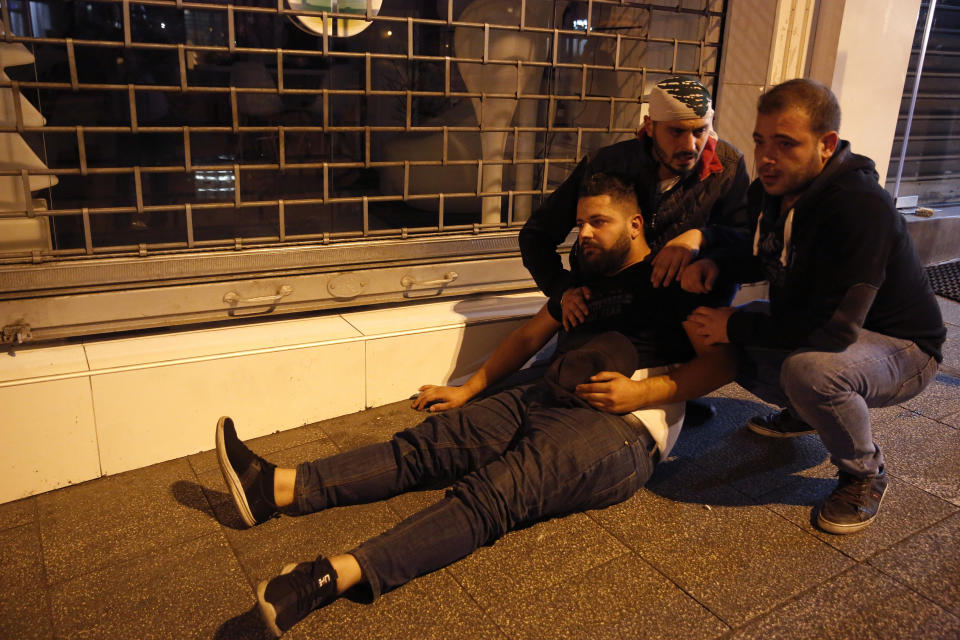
757;78;841;135
580;172;639;212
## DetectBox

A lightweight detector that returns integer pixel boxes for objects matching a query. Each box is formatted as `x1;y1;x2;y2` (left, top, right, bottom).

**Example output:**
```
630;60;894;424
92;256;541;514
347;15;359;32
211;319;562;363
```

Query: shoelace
831;474;872;507
284;565;325;618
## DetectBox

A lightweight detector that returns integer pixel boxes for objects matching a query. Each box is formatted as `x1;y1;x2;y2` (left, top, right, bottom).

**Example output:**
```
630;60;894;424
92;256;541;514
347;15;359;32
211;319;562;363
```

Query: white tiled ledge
0;291;545;504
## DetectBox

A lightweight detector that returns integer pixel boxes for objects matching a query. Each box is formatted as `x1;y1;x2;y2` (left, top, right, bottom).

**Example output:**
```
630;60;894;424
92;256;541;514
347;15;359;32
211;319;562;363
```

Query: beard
578;231;632;278
652;138;699;177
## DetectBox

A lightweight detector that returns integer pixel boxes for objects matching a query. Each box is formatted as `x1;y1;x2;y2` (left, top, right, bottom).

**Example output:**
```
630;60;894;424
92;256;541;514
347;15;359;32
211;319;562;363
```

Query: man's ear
642;115;653;136
819;130;839;163
630;212;644;238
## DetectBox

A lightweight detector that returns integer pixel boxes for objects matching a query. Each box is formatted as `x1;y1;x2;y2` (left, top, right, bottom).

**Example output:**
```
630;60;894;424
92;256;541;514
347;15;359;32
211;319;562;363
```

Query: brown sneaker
817;469;887;534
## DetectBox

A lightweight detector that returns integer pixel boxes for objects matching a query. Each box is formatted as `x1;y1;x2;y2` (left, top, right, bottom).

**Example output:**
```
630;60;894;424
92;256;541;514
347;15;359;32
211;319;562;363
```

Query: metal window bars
0;0;722;257
0;0;723;342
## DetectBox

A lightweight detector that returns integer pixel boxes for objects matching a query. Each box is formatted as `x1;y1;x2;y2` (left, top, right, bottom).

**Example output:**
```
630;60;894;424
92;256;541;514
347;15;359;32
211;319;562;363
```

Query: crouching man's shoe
215;416;279;527
817;469;887;535
747;409;816;438
258;556;339;637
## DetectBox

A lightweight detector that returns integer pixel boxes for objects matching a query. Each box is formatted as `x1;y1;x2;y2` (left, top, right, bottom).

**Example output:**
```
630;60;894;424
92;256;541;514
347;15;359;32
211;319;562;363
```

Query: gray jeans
736;312;938;476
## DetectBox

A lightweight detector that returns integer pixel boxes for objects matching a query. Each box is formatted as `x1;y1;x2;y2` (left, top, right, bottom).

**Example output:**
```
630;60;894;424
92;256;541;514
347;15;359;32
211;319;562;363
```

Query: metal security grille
0;0;725;342
888;0;960;206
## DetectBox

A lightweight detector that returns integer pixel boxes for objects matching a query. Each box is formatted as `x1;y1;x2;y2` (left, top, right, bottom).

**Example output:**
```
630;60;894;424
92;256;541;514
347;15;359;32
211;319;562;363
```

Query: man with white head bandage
519;75;749;425
520;75;749;325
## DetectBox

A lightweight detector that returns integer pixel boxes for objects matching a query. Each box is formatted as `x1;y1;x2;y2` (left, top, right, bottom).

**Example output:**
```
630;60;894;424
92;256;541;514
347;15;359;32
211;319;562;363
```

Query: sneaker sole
746;421;816;438
215;416;258;528
816;490;886;535
256;563;300;638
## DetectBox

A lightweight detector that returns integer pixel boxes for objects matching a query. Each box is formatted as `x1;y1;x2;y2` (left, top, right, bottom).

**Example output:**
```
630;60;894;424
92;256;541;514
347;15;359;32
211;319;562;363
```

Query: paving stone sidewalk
2;297;959;640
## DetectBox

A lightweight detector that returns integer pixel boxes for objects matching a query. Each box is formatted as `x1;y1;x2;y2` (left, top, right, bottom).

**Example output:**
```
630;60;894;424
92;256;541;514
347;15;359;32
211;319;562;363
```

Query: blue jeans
737;321;938;477
293;384;655;599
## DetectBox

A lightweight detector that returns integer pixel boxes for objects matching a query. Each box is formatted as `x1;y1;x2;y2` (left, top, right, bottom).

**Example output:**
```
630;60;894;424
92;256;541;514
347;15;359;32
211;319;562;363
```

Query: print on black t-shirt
547;259;733;369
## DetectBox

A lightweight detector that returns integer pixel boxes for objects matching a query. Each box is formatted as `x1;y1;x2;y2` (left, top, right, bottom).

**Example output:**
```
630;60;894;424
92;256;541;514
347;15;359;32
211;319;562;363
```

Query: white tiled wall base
0;292;545;504
0;378;100;500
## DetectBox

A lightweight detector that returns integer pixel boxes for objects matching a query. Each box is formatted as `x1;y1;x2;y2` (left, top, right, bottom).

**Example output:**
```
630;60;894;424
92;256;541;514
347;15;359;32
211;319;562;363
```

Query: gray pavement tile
725;563;960;640
194;436;400;585
189;417;333;475
684;422;832;500
281;569;506;640
0;522;53;640
589;459;853;626
902;373;960;420
194;439;341;531
937;297;960;327
670;395;771;460
221;500;400;587
941;409;960;430
318;400;424;452
36;457;219;585
446;512;630;614
486;553;728;640
50;533;253;640
0;495;36;531
384;486;447;520
760;473;958;561
869;511;960;617
940;325;960;370
873;409;960;506
709;382;774;405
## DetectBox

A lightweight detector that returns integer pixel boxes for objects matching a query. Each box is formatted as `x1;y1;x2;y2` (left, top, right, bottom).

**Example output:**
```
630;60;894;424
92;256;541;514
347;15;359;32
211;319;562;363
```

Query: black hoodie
715;141;945;361
518;134;750;298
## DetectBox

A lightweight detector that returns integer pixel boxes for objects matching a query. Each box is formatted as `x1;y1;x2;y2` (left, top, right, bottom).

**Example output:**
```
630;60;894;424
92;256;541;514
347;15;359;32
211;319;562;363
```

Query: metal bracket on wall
1;323;32;345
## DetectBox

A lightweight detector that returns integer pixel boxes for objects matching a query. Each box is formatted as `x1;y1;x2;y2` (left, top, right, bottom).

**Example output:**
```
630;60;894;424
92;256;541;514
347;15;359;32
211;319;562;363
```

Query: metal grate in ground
928;260;960;303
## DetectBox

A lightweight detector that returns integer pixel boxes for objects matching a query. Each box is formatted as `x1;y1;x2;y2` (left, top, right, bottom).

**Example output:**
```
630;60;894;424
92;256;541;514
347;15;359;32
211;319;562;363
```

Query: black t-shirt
546;260;731;368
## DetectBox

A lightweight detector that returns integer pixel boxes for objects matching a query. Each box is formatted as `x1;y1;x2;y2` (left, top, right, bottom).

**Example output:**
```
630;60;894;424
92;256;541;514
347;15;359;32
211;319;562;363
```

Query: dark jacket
716;141;945;361
518;133;751;297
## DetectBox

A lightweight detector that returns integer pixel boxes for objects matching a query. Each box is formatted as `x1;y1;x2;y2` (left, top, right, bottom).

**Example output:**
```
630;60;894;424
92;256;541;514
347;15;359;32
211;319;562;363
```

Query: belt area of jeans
621;413;659;462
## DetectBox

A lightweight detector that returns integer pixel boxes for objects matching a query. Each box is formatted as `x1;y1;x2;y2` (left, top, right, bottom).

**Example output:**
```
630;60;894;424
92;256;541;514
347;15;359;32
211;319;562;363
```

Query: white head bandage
648;76;714;122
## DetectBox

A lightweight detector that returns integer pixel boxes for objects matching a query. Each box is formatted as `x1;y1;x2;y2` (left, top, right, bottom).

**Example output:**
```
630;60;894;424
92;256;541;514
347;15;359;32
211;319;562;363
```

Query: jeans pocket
586;439;651;510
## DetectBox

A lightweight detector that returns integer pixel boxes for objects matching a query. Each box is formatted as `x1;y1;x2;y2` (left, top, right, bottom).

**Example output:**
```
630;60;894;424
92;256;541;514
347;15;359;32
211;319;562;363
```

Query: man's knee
779;349;844;403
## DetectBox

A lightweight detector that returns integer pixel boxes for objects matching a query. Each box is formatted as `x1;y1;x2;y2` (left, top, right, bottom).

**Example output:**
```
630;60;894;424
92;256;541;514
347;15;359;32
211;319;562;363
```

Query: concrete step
904;204;960;266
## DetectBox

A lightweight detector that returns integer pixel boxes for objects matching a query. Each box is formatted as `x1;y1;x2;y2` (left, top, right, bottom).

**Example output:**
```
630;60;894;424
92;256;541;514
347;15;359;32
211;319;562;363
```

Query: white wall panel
90;341;365;475
0;378;100;503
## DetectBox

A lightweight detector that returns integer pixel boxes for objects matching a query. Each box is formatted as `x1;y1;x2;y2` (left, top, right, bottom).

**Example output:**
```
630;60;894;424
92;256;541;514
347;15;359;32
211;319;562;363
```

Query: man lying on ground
216;172;736;637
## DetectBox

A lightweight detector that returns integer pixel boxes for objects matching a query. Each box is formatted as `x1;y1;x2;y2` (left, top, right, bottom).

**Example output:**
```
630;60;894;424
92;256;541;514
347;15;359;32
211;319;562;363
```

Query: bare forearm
461;308;558;398
632;346;737;408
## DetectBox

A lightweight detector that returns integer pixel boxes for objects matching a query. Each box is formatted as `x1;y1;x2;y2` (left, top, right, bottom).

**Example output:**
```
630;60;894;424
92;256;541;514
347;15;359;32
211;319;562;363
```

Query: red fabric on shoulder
635;129;725;181
698;135;724;181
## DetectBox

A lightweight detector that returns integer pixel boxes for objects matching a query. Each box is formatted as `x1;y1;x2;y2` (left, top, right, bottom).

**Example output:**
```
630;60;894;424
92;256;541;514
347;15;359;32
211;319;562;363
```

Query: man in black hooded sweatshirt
684;78;945;535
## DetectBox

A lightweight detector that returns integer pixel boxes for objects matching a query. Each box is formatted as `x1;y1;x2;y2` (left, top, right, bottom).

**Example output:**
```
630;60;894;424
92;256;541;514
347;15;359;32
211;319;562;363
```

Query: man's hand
680;258;719;294
560;286;591;331
686;306;735;345
411;384;472;412
651;229;702;288
575;371;645;413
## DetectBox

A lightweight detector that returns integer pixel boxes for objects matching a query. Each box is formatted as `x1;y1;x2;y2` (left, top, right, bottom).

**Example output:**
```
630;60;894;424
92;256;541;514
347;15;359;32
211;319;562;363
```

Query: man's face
753;106;837;200
646;117;711;176
575;194;637;277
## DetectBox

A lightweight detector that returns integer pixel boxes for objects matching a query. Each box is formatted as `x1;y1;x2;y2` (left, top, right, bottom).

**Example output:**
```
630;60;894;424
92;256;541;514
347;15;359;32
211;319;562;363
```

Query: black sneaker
257;556;339;637
215;416;278;527
746;410;816;437
817;469;887;535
